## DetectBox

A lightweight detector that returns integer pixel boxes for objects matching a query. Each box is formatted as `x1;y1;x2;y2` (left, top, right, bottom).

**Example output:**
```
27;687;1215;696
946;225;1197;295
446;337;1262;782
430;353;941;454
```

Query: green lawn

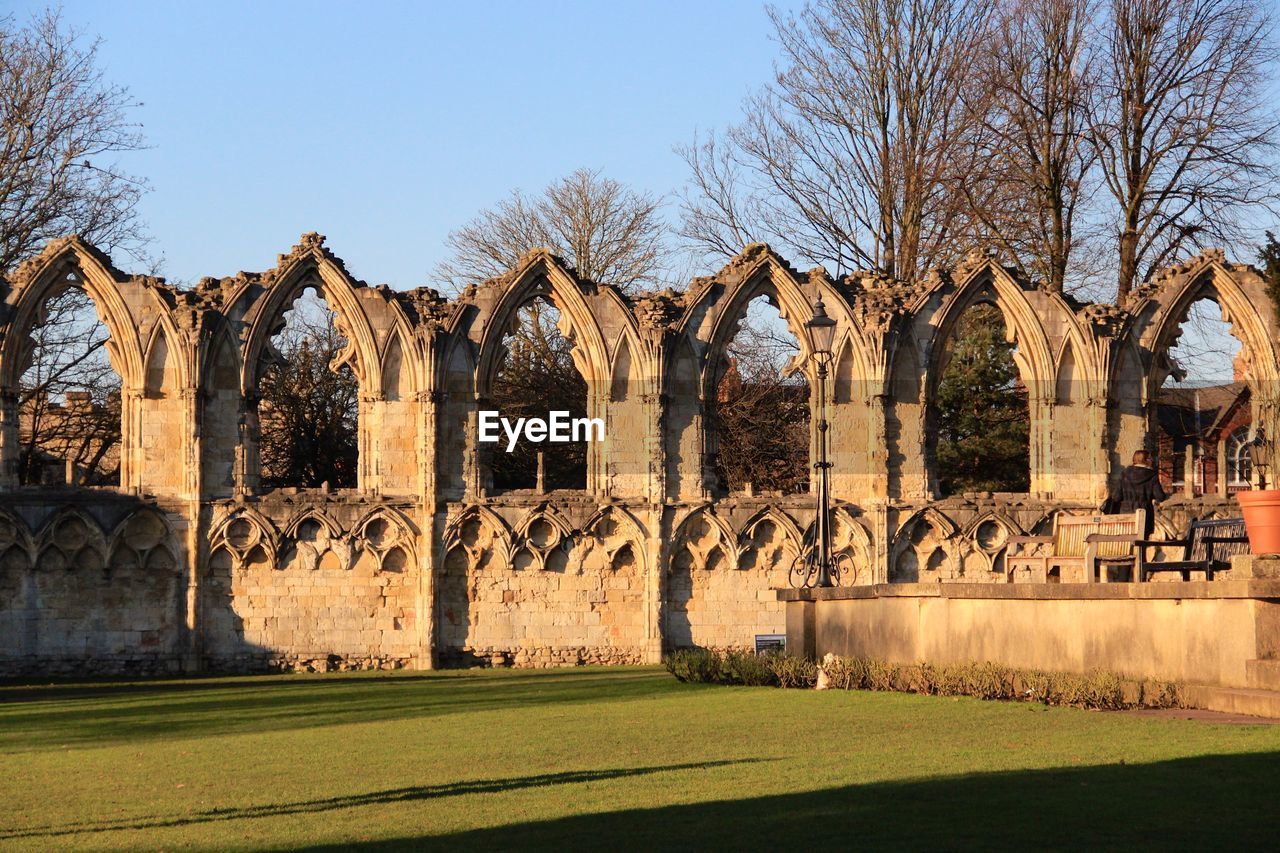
1;667;1278;851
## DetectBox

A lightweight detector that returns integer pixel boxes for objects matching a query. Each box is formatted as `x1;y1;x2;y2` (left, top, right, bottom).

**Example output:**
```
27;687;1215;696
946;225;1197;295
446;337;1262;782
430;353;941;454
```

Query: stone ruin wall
1;235;1278;674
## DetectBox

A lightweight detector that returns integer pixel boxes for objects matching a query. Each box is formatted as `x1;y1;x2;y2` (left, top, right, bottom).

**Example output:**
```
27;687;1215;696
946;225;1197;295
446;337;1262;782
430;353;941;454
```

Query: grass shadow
295;751;1280;850
0;667;676;750
0;760;770;842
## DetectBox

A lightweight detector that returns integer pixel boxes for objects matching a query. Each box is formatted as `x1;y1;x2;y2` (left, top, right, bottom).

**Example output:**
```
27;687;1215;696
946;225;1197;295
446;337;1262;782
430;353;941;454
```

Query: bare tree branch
1092;0;1280;299
435;168;667;294
0;10;149;273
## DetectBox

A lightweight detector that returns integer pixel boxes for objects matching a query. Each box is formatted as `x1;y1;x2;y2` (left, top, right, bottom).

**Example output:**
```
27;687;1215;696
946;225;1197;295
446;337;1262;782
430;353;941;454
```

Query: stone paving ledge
777;579;1280;602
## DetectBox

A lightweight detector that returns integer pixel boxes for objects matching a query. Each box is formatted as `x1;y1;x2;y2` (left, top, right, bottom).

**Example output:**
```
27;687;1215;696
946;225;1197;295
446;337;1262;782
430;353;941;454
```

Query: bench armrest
1134;538;1188;549
1007;535;1052;545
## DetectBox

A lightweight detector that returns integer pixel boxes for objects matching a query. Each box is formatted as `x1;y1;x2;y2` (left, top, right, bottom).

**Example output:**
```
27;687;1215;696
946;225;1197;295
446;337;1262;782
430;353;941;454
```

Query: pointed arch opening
485;295;589;493
708;293;810;496
17;280;123;487
932;300;1030;495
1154;293;1249;496
256;287;359;490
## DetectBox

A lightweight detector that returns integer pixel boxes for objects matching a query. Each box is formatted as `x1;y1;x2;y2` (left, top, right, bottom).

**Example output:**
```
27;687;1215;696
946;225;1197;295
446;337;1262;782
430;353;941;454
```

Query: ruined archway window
934;302;1030;495
1161;297;1243;388
710;294;810;496
1156;296;1246;496
18;283;122;487
488;296;588;492
257;287;359;490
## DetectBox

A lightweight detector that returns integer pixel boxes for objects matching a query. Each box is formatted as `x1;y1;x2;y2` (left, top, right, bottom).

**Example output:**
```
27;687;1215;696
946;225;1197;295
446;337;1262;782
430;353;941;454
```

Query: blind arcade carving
1;235;1276;673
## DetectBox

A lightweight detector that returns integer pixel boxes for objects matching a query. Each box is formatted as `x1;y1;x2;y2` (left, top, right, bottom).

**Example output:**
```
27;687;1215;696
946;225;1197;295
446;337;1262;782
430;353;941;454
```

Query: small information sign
754;634;786;655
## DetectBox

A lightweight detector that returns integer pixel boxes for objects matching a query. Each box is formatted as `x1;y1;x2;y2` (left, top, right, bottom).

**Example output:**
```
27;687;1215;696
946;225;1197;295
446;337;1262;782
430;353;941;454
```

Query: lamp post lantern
1248;425;1271;489
790;295;841;588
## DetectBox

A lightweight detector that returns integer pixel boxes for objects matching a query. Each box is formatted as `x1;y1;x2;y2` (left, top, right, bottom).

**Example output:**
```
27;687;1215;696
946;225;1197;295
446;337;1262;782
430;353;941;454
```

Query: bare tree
1092;0;1279;300
0;10;148;272
488;297;589;492
679;0;993;279
18;286;122;486
712;303;810;495
258;291;360;490
438;169;669;492
961;0;1097;294
436;168;666;293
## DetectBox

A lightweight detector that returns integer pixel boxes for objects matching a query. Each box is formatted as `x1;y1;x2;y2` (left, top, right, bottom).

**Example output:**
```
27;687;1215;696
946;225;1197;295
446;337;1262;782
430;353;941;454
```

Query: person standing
1104;450;1167;536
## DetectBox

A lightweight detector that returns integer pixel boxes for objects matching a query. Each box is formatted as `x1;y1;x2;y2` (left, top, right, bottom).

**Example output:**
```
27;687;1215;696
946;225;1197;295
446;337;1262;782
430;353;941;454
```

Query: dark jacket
1105;465;1167;532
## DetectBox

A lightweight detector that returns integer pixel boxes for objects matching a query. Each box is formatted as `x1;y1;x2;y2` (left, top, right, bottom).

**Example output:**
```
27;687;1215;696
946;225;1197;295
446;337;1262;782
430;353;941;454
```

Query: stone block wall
1;235;1279;674
0;500;187;675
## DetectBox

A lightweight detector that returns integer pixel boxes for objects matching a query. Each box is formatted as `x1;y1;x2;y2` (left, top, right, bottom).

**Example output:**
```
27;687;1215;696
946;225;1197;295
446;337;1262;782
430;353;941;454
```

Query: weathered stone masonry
1;234;1278;673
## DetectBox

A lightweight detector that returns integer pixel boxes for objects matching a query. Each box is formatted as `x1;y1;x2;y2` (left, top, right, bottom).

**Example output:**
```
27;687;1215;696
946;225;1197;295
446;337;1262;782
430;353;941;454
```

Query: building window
1227;426;1253;487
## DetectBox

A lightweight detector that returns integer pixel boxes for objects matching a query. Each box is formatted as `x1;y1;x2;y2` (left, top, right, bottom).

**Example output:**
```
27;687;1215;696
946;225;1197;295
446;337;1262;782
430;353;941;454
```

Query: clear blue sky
8;0;798;287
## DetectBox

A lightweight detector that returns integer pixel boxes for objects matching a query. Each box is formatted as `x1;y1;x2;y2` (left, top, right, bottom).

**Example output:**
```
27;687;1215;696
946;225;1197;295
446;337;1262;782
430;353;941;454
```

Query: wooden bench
1006;511;1145;583
1131;517;1248;582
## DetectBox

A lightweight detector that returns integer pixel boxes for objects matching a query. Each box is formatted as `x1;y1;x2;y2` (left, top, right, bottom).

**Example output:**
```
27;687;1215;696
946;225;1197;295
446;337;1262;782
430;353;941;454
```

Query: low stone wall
780;580;1280;689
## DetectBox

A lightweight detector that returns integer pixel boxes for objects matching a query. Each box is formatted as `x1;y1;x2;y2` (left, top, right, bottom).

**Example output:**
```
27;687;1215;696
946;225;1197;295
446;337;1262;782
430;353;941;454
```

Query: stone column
1184;445;1196;498
0;388;18;489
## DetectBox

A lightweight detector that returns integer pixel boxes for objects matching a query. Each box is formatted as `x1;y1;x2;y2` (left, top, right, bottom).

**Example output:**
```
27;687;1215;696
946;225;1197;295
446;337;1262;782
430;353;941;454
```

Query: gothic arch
379;329;418;400
208;505;279;570
36;508;108;572
669;505;737;572
961;510;1023;575
918;260;1069;495
737;506;805;555
473;251;612;394
1;238;144;389
441;504;513;568
512;504;575;553
895;506;960;540
281;507;344;541
141;318;190;392
702;281;810;390
582;505;648;569
353;507;417;573
107;509;176;576
923;261;1057;402
1135;258;1280;395
678;248;868;396
239;239;381;396
1114;255;1280;481
608;332;638;402
0;510;34;572
828;505;875;585
737;507;805;575
107;508;172;551
354;506;420;542
890;507;961;582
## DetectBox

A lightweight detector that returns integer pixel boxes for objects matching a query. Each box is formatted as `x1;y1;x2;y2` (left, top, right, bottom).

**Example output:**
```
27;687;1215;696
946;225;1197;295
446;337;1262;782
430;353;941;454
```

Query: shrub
664;648;722;684
766;653;818;689
722;649;778;686
808;655;1178;712
1141;680;1183;709
664;648;1175;713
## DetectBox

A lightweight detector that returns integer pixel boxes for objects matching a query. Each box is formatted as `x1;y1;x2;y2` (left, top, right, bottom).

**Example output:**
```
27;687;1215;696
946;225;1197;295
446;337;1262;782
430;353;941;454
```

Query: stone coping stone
776;579;1280;602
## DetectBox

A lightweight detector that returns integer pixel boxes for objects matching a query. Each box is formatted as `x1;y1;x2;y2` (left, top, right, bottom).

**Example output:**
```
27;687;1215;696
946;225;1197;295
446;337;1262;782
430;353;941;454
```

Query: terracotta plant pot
1236;489;1280;555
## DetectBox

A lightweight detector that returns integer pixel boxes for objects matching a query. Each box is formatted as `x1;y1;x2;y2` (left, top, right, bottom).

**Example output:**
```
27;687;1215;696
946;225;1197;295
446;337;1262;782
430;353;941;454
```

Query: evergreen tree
935;303;1030;494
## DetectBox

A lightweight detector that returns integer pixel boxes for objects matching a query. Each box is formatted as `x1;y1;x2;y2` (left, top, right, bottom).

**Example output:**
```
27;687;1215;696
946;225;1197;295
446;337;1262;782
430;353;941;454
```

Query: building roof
1156;381;1249;440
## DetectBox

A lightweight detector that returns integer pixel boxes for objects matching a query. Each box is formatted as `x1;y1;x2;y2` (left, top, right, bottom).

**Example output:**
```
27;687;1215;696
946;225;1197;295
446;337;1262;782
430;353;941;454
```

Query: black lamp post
791;295;838;588
1248;426;1271;490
